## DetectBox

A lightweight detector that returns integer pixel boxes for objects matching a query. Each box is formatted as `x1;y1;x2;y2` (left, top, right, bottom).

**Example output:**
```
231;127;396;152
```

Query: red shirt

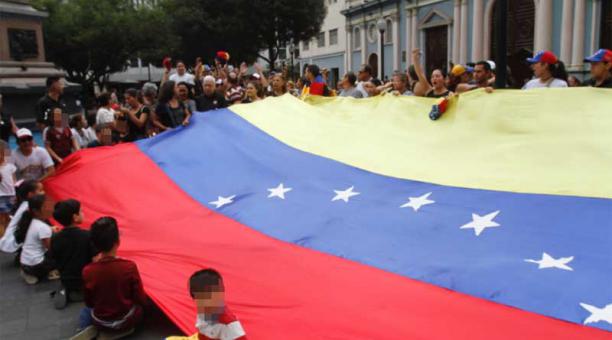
46;127;73;159
82;257;147;322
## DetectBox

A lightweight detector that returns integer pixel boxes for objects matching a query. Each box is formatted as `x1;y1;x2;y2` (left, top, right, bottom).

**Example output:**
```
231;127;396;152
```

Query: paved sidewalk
0;253;182;339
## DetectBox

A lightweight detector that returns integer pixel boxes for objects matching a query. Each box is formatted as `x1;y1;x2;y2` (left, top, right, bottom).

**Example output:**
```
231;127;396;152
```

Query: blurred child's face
193;284;225;315
74;209;84;225
41;198;55;220
53;108;63;127
34;183;45;196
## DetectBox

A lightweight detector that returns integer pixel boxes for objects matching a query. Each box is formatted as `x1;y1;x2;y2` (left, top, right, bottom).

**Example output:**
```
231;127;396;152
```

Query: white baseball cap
16;128;33;139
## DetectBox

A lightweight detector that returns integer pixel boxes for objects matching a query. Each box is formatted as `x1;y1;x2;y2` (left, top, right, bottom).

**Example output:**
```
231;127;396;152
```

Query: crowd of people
0;46;609;339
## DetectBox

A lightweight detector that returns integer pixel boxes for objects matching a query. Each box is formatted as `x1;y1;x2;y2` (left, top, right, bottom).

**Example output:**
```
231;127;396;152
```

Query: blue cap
584;49;612;63
526;51;557;64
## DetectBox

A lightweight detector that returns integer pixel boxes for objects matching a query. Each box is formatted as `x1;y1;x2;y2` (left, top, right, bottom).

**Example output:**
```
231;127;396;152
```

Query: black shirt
125;106;150;142
0;110;14;142
50;226;95;291
586;77;612;88
35;94;66;126
426;89;451;98
155;102;186;129
195;92;228;112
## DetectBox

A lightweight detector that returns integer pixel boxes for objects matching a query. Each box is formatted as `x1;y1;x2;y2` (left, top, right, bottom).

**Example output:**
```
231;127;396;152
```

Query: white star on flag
524;252;574;271
332;186;360;202
209;195;236;209
460;210;501;236
579;303;612;325
268;183;292;199
400;192;435;212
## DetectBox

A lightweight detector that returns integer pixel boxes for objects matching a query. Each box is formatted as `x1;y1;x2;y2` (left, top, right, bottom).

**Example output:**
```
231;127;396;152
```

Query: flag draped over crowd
45;89;612;339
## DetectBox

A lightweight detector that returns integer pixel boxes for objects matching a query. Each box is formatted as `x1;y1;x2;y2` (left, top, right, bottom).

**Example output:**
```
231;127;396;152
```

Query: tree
249;0;326;68
160;0;326;69
33;0;175;97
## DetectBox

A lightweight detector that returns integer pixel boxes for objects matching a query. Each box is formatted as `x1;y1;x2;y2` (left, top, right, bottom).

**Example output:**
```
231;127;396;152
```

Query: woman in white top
0;180;44;255
95;92;116;127
14;193;58;284
523;51;568;89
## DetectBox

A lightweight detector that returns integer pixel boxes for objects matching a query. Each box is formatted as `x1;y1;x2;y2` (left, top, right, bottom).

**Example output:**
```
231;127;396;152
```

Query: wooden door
425;25;448;76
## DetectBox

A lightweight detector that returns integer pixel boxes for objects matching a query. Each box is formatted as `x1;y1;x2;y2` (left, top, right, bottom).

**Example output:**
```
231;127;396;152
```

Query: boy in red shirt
167;269;247;340
75;217;147;338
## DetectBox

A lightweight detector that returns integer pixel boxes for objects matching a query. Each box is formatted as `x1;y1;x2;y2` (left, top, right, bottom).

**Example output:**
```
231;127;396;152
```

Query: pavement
0;252;182;339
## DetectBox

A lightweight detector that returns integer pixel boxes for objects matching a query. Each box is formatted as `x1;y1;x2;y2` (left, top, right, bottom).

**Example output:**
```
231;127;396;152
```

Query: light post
377;18;386;80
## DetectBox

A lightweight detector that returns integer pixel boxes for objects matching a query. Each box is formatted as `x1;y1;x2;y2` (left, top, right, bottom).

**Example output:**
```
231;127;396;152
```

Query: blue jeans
79;307;93;329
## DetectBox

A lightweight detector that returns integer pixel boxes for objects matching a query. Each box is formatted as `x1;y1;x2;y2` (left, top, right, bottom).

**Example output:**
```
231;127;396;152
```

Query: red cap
527;51;558;65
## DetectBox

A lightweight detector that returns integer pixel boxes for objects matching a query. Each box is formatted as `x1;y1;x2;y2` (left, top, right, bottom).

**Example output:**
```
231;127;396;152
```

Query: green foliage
33;0;175;92
34;0;326;93
160;0;326;68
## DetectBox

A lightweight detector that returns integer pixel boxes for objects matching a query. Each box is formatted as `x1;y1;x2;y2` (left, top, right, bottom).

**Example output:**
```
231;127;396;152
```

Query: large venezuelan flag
45;89;612;339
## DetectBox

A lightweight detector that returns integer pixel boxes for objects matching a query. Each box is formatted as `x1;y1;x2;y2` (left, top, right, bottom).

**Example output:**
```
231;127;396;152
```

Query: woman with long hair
14;194;58;284
242;81;264;103
411;49;451;98
523;51;568;89
121;88;149;142
152;81;191;133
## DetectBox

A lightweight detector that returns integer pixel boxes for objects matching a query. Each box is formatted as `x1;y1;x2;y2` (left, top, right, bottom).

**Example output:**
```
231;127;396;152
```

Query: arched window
385;19;393;44
354;27;361;49
368;23;377;43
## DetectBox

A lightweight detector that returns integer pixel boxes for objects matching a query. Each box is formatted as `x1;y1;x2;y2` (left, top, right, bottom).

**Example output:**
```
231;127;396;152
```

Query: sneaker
69;325;98;340
47;269;60;281
20;269;38;285
52;288;68;310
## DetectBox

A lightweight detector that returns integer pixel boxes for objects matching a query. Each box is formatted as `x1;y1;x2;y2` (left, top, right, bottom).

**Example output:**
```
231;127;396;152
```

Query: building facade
297;0;611;87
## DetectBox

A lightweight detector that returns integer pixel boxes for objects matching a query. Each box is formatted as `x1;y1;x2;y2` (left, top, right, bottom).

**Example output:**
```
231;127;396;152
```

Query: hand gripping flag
45;89;612;339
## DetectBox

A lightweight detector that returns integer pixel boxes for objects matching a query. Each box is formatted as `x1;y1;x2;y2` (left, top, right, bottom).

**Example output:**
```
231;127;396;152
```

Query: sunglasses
18;137;33;142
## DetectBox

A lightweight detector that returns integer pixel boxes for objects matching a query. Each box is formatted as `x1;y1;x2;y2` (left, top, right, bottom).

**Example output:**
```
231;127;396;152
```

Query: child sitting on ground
0;140;16;237
166;268;247;340
14;194;59;284
0;180;44;260
50;199;94;309
77;217;147;337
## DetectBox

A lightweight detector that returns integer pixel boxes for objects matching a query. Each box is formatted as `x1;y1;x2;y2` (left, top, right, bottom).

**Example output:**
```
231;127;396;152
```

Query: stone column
460;0;468;64
453;0;461;63
406;8;413;66
346;26;353;72
535;0;553;51
392;17;400;71
361;23;367;68
471;0;484;62
411;9;418;55
560;0;574;63
571;0;585;67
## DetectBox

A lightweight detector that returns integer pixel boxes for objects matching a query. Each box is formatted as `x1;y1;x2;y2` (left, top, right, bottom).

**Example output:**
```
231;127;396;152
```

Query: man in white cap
13;128;55;181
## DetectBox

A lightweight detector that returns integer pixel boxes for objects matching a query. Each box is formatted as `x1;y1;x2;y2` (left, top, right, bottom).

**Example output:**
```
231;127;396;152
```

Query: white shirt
20;218;52;266
12;146;54;181
169;72;195;85
71;127;97;148
96;107;116;126
0;201;27;253
0;162;16;196
522;78;568;90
